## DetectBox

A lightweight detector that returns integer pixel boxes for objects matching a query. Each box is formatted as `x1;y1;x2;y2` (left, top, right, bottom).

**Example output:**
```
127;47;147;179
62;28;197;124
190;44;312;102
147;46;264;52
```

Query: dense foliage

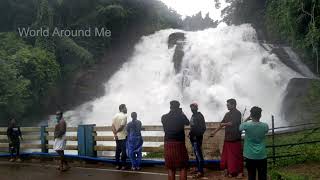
266;0;320;74
0;33;60;120
0;0;181;122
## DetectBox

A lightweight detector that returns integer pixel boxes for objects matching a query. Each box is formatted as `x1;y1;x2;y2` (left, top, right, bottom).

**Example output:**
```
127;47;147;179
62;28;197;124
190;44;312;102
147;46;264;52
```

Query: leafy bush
0;32;60;120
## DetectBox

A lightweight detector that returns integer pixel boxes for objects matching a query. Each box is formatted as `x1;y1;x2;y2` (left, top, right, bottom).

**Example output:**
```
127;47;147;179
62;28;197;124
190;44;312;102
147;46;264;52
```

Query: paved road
0;162;170;180
0;161;247;180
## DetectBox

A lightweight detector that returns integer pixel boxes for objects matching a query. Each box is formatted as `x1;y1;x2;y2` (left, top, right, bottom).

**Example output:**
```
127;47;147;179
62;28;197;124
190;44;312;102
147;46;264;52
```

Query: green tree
34;0;55;53
0;59;30;120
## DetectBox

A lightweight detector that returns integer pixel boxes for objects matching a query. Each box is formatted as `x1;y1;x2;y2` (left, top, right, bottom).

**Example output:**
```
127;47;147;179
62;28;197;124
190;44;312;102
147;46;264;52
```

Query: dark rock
271;46;317;78
168;32;185;73
168;32;185;49
281;78;320;124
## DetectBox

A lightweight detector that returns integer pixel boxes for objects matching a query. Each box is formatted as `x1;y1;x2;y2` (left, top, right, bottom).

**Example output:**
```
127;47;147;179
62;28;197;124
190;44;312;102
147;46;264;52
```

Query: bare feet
236;173;244;179
192;172;204;179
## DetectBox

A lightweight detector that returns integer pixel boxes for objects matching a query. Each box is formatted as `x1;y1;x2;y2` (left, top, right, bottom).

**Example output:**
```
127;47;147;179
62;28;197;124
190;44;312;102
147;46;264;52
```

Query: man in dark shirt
7;118;22;162
213;98;244;178
189;103;206;178
161;100;189;180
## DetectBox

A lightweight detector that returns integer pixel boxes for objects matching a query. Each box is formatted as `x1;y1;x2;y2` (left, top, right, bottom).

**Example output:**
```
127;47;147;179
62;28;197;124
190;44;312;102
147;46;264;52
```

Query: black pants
9;141;20;158
190;136;204;173
115;139;127;167
245;158;267;180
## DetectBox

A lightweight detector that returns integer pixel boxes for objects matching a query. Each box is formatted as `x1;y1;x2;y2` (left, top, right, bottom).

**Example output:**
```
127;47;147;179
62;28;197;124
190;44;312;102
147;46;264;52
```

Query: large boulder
281;78;320;125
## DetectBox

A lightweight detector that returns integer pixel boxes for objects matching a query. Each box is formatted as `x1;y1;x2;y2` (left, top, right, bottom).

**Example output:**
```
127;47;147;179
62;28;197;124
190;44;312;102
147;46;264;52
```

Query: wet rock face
168;32;185;48
281;78;320;124
168;32;185;73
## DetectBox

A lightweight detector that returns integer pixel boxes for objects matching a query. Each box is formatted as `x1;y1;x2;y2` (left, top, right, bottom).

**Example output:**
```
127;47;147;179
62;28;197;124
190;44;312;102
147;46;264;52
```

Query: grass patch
266;128;320;167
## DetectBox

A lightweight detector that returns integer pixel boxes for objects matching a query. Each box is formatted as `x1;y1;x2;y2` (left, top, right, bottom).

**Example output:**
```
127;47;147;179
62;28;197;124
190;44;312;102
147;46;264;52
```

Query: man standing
189;103;206;178
54;111;69;171
112;104;128;170
213;99;243;177
7;118;23;162
240;107;269;180
162;100;190;180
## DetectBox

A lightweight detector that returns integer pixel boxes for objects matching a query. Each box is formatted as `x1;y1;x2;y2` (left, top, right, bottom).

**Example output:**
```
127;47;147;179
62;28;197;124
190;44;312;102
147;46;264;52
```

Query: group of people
111;104;144;171
6;98;269;180
159;99;269;180
111;98;269;180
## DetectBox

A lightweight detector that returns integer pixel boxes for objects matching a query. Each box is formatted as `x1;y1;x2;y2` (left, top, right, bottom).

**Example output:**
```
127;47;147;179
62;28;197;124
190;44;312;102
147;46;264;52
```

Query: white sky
160;0;229;20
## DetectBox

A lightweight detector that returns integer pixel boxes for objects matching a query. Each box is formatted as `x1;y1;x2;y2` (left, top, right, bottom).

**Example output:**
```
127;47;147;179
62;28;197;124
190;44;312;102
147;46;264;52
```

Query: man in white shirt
112;104;128;170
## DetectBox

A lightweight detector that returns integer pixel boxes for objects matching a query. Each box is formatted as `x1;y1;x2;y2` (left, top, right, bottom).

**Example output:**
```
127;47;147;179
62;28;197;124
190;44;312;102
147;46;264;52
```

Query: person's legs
196;136;204;174
180;168;187;180
220;142;228;176
246;158;256;180
120;140;127;168
15;142;21;162
115;140;121;168
193;141;204;174
227;141;243;176
238;142;244;177
128;148;135;169
168;169;176;180
56;150;64;171
62;150;70;169
257;158;267;180
136;150;142;170
9;143;15;162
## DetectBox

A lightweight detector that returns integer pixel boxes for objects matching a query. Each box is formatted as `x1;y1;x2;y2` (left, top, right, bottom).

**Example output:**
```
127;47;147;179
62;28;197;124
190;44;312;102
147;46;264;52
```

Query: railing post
40;126;48;153
77;124;96;157
272;115;275;165
77;125;86;156
85;124;97;157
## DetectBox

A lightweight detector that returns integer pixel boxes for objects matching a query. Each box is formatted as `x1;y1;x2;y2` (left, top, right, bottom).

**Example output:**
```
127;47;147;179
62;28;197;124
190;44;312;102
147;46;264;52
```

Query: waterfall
64;24;302;127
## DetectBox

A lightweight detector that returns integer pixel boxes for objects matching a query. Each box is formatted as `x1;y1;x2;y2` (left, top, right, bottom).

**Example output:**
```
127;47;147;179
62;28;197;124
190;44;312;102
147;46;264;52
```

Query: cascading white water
65;24;301;127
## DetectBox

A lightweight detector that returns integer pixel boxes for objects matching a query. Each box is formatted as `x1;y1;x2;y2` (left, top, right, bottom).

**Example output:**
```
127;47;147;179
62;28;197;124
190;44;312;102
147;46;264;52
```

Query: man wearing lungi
54;111;69;171
161;100;190;180
213;99;244;178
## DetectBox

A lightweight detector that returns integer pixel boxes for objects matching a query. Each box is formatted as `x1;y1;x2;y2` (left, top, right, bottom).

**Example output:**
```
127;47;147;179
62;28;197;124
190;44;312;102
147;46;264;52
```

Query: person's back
240;106;269;180
240;121;269;159
161;100;190;180
190;111;206;138
127;112;143;171
162;108;189;142
112;112;127;140
127;120;142;137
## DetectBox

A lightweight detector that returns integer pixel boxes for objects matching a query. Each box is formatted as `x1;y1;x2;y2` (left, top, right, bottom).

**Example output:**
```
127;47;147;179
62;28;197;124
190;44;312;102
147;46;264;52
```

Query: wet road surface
0;162;169;180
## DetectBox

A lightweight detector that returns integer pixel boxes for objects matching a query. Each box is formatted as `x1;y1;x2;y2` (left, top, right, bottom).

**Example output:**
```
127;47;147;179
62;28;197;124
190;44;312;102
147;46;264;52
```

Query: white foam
65;24;301;127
